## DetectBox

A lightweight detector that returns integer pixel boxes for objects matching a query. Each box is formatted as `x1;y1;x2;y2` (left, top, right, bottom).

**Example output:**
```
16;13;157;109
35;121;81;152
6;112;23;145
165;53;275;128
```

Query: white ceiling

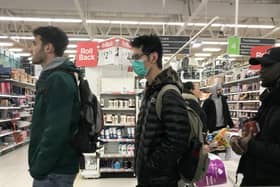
0;0;279;57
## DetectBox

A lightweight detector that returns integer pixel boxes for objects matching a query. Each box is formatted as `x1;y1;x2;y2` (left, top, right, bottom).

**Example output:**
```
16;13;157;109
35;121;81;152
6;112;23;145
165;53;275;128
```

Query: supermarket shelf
0;131;14;138
26;95;36;98
20;114;32;118
102;108;136;111
104;123;135;127
227;100;260;104
0;118;21;123
0;106;21;110
100;168;134;173
20;105;29;108
0;79;35;88
99;139;135;143
0;139;30;154
0;94;26;99
24;108;34;111
17;122;31;128
224;90;260;96
230;109;258;113
224;76;260;87
100;154;134;158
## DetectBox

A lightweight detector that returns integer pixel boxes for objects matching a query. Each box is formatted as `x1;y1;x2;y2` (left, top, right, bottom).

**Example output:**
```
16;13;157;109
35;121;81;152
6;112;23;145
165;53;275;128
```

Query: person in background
131;35;190;187
183;82;207;133
28;26;80;187
202;82;234;132
230;47;280;186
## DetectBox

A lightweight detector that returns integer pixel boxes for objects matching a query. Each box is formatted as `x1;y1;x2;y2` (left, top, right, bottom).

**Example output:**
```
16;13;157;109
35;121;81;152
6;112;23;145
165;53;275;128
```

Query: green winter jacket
28;58;80;180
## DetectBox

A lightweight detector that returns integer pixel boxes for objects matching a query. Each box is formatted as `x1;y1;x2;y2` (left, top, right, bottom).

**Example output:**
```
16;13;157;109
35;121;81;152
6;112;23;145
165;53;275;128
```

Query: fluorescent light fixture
10;36;34;40
189;22;274;29
275;43;280;47
86;20;110;24
140;22;165;25
203;48;221;52
0;16;82;23
92;39;105;42
67;44;77;48
192;43;202;48
201;41;228;45
16;53;31;57
28;57;32;61
64;50;76;54
111;20;139;25
166;22;184;26
194;58;205;61
188;23;207;27
69;38;90;41
0;42;13;46
0;36;8;39
8;48;23;52
194;53;212;57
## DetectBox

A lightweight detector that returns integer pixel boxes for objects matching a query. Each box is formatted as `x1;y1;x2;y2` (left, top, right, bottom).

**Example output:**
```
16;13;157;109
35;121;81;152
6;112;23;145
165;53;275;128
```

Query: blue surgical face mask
132;60;148;77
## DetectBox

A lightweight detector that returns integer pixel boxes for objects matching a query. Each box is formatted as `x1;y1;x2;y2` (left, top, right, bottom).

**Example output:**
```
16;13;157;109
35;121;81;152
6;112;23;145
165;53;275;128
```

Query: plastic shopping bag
195;153;227;187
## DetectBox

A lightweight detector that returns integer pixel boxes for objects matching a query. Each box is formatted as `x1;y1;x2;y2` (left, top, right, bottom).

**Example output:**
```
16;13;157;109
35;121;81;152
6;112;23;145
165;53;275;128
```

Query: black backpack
51;68;104;154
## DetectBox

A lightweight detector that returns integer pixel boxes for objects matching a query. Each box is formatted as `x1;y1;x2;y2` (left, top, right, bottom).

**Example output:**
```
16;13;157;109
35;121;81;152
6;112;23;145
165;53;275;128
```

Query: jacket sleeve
202;99;211;130
146;90;190;171
223;97;234;127
247;115;280;164
30;73;76;179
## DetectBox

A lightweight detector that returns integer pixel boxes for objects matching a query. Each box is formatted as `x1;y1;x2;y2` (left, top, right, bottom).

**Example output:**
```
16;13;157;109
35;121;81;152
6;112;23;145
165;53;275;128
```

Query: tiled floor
0;145;241;187
0;145;137;187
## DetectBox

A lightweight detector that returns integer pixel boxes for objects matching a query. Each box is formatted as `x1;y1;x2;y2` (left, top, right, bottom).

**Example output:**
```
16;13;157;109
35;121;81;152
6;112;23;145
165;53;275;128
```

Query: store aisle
0;146;137;187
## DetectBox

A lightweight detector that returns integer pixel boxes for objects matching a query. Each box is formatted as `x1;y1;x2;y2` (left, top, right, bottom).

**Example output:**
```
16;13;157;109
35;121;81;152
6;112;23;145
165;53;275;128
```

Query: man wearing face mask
202;82;233;132
230;47;280;186
131;35;190;187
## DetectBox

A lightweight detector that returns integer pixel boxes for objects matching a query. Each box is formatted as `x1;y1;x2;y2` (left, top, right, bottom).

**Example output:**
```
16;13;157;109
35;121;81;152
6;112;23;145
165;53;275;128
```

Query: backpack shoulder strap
155;84;181;120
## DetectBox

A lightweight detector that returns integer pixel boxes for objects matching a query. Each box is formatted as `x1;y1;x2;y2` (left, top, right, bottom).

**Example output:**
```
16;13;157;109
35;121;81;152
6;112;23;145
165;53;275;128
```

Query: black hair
183;82;194;94
33;26;69;57
130;35;163;69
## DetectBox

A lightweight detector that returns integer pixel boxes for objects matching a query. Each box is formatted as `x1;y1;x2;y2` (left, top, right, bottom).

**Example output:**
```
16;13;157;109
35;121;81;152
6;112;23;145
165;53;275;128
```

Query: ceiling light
28;57;32;61
189;22;274;29
67;44;77;48
86;20;111;24
140;22;165;25
166;22;184;26
69;38;90;41
201;41;228;45
64;50;76;54
0;16;82;23
194;53;212;57
16;53;31;57
10;36;34;40
8;48;23;52
0;42;13;46
111;21;139;25
0;36;8;39
192;42;202;48
92;39;105;42
203;48;221;52
275;43;280;47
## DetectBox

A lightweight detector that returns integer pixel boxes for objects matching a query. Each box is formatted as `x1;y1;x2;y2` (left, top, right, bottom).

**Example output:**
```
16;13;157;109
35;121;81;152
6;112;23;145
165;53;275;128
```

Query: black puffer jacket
202;95;233;132
135;67;190;186
237;80;280;186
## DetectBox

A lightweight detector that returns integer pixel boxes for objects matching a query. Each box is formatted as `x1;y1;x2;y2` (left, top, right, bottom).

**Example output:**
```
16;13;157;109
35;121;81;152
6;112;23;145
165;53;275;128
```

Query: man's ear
44;43;54;54
150;52;158;64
